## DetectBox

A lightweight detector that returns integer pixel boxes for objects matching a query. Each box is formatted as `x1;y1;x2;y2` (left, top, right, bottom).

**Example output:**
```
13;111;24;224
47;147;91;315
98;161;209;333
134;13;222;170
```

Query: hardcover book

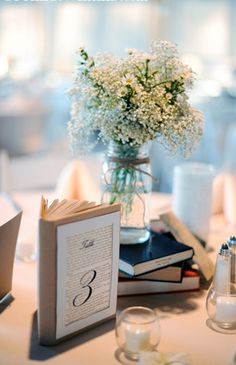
119;261;184;283
38;197;120;345
118;267;200;296
119;232;194;276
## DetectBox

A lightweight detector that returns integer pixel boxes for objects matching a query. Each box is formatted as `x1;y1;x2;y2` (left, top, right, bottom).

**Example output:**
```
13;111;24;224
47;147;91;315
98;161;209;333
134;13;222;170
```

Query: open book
38;197;121;345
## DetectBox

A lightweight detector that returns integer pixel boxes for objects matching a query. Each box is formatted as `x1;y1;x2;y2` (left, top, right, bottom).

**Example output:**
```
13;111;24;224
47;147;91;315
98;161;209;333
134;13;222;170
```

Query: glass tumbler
115;306;161;361
172;162;215;244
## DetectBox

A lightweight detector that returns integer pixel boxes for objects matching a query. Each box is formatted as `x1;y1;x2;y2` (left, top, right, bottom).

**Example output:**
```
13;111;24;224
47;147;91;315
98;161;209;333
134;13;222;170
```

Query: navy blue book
119;232;194;276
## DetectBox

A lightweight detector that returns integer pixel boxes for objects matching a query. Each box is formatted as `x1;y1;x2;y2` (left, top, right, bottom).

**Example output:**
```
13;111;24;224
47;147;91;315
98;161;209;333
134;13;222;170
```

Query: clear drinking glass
115;306;161;361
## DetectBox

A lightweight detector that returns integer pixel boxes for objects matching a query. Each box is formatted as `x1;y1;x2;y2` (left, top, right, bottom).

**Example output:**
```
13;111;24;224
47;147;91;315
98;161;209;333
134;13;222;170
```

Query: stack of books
118;232;200;296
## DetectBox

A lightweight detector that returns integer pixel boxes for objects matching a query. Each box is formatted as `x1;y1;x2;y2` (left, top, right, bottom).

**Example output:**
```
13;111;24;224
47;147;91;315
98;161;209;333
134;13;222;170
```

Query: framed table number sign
37;198;121;345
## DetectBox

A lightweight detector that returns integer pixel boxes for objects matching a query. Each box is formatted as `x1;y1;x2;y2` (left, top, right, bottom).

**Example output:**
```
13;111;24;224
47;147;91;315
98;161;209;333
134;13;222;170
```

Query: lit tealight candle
125;325;151;353
215;295;236;324
115;306;160;358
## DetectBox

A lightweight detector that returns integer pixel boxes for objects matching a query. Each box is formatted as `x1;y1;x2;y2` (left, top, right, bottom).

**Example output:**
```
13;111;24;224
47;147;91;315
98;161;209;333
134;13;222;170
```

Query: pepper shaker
227;236;236;287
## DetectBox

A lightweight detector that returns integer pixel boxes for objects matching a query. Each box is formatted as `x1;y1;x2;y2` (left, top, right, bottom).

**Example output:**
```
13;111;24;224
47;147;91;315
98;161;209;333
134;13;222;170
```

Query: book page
56;211;120;339
41;197;97;219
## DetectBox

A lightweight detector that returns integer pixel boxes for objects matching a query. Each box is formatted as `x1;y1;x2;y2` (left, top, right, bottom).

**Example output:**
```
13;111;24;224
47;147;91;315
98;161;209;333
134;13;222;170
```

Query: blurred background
1;0;236;192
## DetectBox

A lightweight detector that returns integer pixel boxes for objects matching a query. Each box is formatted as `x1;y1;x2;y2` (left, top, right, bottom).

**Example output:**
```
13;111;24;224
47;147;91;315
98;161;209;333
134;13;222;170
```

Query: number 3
73;270;97;307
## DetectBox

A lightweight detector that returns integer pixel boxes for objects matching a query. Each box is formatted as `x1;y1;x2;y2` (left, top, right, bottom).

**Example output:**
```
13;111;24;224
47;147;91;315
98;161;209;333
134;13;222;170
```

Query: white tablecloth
0;191;235;365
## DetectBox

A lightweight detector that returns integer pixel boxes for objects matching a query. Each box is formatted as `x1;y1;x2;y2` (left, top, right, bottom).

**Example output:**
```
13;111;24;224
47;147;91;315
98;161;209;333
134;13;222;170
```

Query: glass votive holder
206;286;236;332
115;306;161;361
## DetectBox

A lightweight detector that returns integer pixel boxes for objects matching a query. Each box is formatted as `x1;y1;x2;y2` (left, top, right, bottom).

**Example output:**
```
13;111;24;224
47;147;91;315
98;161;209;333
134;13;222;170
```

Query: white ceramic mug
172;162;215;243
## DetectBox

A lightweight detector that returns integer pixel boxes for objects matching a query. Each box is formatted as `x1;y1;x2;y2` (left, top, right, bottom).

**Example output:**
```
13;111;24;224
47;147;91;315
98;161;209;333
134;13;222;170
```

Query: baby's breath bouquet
68;41;203;244
68;41;203;155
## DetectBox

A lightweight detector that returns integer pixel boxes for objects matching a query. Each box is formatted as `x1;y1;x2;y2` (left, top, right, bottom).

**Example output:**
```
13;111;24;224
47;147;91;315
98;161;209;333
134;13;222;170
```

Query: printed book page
40;197;97;219
56;211;120;339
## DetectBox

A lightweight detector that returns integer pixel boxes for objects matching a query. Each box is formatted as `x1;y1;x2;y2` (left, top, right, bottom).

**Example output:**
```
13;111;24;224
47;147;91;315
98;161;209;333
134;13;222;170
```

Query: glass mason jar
101;141;152;244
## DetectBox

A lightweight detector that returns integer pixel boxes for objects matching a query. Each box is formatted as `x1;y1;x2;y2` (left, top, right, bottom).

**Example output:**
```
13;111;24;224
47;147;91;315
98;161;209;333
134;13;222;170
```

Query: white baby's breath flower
68;41;203;155
122;73;136;86
117;87;127;97
165;92;172;101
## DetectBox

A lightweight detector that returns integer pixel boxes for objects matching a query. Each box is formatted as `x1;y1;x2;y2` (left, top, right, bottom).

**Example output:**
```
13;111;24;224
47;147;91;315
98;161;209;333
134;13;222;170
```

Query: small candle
215;296;236;324
125;325;151;352
115;306;160;358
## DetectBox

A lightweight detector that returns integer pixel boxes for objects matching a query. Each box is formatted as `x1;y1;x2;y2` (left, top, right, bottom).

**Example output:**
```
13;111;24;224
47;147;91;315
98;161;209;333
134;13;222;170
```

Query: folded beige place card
0;193;22;300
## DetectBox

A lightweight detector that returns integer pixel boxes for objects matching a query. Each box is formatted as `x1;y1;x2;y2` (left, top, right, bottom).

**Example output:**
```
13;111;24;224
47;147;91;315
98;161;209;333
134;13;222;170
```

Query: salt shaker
213;243;231;294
